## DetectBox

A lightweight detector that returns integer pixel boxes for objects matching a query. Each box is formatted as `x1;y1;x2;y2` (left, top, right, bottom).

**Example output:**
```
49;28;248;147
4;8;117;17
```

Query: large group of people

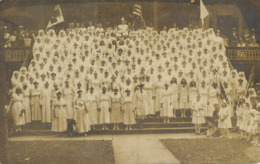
6;18;260;143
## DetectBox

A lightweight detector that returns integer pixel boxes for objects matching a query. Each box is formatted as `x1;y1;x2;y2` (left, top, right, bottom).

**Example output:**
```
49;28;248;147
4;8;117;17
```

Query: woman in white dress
179;78;188;118
86;85;99;129
134;84;148;128
30;81;41;121
22;83;31;124
143;75;154;115
99;86;111;130
153;74;164;116
52;91;69;134
161;83;173;123
170;77;178;117
122;89;136;130
40;81;52;124
192;94;206;135
218;100;232;138
110;87;123;130
11;87;25;132
74;89;90;136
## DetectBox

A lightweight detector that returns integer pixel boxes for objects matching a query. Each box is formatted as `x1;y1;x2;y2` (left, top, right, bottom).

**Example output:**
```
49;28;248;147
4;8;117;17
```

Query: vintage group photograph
0;0;260;163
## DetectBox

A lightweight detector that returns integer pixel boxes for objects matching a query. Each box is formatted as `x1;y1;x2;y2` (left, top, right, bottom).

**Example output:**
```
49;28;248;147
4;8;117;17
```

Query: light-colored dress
207;87;218;117
143;82;154;114
192;100;205;124
179;85;188;109
74;96;90;133
171;83;178;109
22;89;31;123
240;109;251;131
160;89;173;117
134;90;148;119
52;98;68;132
63;87;74;119
110;94;123;123
86;92;99;125
236;105;244;127
218;106;232;129
188;87;197;109
99;93;111;124
122;96;136;125
30;88;41;121
154;81;164;112
11;94;25;126
40;88;52;123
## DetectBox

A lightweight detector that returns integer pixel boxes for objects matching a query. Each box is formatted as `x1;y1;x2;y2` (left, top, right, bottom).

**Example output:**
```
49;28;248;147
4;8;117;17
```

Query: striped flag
133;4;143;17
200;0;209;26
47;4;64;29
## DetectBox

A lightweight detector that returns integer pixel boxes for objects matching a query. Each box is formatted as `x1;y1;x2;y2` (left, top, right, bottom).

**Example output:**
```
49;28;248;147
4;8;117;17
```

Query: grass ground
7;140;115;164
161;138;260;164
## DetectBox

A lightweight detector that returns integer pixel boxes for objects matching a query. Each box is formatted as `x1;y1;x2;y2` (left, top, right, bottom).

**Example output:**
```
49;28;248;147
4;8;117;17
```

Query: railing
226;47;260;61
4;47;32;62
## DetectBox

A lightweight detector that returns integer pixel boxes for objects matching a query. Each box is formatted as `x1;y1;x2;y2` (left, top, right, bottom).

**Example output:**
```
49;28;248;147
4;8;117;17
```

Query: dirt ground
161;138;260;164
7;140;115;164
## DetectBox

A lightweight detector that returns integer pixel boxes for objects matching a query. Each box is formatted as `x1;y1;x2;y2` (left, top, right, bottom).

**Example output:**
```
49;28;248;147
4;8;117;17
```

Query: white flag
200;0;209;26
47;5;64;29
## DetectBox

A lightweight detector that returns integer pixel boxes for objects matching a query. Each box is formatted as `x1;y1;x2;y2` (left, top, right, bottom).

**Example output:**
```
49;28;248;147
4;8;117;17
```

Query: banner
200;0;209;26
47;5;64;29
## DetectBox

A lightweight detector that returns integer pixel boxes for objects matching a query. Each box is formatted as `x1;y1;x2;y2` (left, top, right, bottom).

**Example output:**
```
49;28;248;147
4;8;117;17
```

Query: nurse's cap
196;93;201;97
238;72;245;77
231;69;237;74
89;85;94;89
126;78;131;82
238;78;244;82
256;103;260;108
158;74;162;77
33;81;39;84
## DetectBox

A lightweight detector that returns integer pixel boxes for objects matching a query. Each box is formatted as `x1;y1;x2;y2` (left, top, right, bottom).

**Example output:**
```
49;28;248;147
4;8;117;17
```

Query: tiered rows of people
9;26;250;136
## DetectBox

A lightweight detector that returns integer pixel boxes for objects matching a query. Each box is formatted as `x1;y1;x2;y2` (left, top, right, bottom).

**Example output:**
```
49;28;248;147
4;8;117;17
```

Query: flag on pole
47;5;64;29
133;4;142;17
200;0;209;26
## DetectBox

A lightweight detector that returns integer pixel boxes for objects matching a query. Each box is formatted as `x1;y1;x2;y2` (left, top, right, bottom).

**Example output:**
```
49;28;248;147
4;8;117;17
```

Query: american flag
133;4;143;18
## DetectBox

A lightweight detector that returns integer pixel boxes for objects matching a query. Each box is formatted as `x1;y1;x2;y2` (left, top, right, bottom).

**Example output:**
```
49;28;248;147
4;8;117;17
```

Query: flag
133;4;142;17
200;0;209;26
219;81;229;104
47;5;64;29
244;64;255;97
248;64;255;87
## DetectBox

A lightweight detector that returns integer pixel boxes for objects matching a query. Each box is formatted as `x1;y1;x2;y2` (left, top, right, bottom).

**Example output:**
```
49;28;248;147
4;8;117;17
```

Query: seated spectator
237;37;246;47
249;34;259;47
229;28;239;47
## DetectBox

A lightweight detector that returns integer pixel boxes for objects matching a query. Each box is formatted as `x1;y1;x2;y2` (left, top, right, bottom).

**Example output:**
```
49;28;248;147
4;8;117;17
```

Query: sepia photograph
0;0;260;163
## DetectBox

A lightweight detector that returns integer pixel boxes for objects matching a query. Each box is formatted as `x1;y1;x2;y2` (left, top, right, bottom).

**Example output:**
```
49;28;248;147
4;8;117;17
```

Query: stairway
12;117;208;137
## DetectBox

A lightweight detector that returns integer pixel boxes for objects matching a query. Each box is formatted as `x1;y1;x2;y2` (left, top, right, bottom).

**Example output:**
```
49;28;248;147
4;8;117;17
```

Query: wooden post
0;22;8;164
153;0;158;31
93;0;99;25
